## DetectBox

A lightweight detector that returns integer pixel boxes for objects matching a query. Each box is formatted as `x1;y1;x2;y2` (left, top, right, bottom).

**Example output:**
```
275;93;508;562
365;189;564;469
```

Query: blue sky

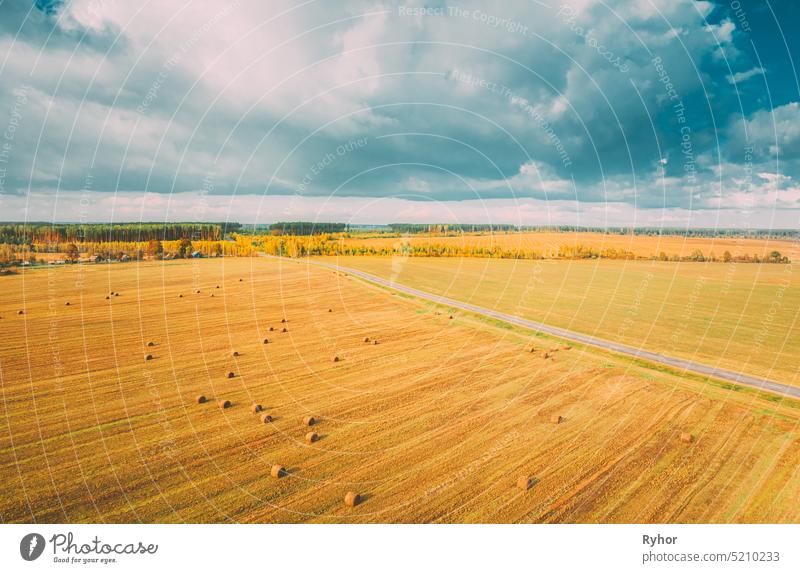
0;0;798;227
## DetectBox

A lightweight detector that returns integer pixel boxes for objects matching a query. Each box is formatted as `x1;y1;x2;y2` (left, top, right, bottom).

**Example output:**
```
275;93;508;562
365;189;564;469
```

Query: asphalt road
288;256;800;400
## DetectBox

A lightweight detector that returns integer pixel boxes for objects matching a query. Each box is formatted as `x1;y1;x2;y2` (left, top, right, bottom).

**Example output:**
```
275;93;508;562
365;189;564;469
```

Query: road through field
283;256;800;400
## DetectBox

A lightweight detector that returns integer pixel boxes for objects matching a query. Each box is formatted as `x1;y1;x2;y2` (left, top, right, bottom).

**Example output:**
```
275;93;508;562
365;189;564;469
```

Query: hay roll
260;413;273;423
680;432;694;443
271;464;286;478
344;492;361;507
65;302;71;306
196;395;206;404
333;356;340;362
373;340;379;345
251;404;263;414
305;431;318;443
219;400;231;409
227;371;235;379
363;337;370;343
303;416;316;426
145;354;153;361
263;338;269;344
282;327;288;333
550;414;563;424
328;308;333;313
17;310;24;314
147;341;156;347
517;475;534;491
232;351;239;357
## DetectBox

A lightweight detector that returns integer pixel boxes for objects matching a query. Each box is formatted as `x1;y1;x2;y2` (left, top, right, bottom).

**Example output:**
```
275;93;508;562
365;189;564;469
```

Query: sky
0;0;798;228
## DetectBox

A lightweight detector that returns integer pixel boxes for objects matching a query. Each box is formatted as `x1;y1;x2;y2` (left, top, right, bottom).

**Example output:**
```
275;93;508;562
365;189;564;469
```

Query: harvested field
0;258;798;523
326;257;800;385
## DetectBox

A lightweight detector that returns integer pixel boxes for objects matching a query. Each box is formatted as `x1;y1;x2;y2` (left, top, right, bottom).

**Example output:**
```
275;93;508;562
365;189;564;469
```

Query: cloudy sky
0;0;798;227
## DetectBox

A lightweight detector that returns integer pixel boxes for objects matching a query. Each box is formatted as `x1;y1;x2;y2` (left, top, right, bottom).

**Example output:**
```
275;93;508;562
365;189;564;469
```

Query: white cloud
3;189;795;228
727;67;765;85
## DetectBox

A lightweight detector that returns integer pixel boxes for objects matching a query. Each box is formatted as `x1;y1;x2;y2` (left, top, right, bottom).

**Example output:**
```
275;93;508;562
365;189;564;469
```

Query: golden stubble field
329;256;800;384
1;258;798;523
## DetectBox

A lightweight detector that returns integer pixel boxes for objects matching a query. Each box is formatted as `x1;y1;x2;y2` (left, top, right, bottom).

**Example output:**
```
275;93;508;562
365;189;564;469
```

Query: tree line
0;223;239;244
249;234;790;263
384;224;799;239
263;222;350;235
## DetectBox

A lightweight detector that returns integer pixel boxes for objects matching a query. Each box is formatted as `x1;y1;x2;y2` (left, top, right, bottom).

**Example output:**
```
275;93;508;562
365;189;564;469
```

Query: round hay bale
263;338;269;344
363;336;370;343
251;403;263;414
373;340;379;345
528;347;536;353
281;318;287;323
210;293;214;297
105;296;110;300
305;431;318;443
216;285;220;289
147;341;156;347
232;351;239;357
219;400;231;409
550;414;563;424
260;413;273;423
344;492;361;507
195;289;200;294
145;354;153;361
227;371;235;379
196;395;206;404
271;464;286;478
302;416;316;426
110;291;115;295
543;352;550;359
17;310;24;315
239;278;243;282
282;327;288;333
179;294;183;298
65;302;70;306
115;293;120;297
449;315;454;319
680;432;694;443
269;326;274;332
328;308;333;313
517;475;534;491
333;356;340;362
